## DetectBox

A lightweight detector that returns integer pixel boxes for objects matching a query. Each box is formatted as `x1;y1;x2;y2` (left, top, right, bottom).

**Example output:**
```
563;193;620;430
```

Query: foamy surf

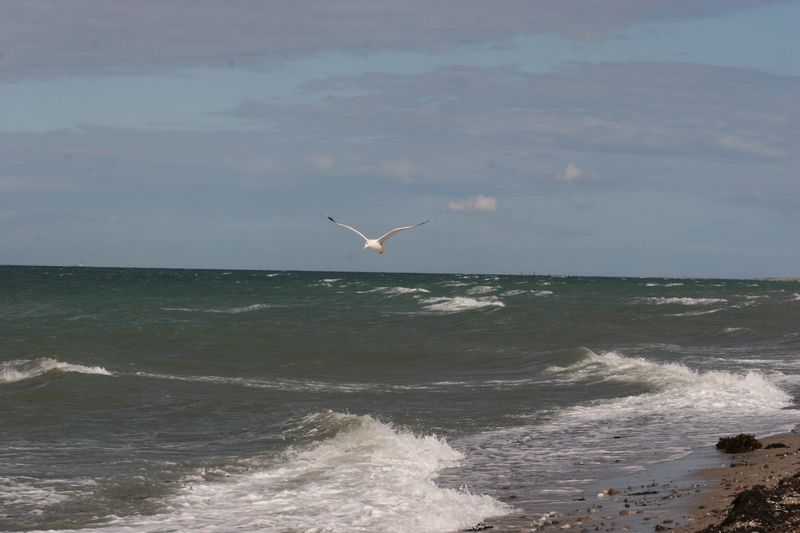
0;358;112;384
421;296;505;313
78;413;508;533
457;350;798;508
544;350;792;415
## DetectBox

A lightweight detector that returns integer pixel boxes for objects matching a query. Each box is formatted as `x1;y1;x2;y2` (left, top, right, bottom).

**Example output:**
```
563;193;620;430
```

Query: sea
2;266;800;532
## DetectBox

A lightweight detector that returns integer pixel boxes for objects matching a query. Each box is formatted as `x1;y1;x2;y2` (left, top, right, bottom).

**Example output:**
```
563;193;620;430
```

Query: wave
544;350;791;415
91;412;508;532
134;371;389;393
456;349;798;504
792;293;800;301
501;289;527;296
207;303;272;314
160;303;272;314
420;296;505;313
722;327;748;334
500;289;552;297
135;371;465;394
634;297;727;306
135;371;557;395
359;286;431;295
0;358;112;384
667;308;723;317
465;285;499;295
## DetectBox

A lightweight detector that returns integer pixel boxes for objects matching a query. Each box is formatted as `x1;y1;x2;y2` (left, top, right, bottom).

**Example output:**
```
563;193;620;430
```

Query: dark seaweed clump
699;472;800;532
716;434;763;454
766;442;790;449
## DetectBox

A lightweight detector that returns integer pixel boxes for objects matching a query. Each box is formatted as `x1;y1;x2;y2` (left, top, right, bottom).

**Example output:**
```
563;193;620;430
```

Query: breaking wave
0;358;112;384
543;350;791;414
420;296;505;313
86;412;508;533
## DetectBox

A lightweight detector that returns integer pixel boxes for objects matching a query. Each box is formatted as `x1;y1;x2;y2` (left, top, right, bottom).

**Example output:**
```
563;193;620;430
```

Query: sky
1;1;799;277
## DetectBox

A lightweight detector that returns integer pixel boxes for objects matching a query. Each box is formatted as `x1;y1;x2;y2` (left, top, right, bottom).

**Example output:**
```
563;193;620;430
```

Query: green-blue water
2;266;799;532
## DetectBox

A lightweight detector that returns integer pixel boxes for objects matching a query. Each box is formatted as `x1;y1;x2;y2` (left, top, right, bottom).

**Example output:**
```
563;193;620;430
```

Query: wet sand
487;432;800;532
676;432;800;532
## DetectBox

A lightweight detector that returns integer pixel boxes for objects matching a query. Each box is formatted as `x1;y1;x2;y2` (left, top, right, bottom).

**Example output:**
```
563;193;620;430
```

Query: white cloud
556;162;583;182
716;136;784;158
443;195;498;214
308;154;336;172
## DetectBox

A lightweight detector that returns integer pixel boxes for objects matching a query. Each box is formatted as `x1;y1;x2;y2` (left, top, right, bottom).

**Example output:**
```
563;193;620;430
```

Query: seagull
327;216;430;254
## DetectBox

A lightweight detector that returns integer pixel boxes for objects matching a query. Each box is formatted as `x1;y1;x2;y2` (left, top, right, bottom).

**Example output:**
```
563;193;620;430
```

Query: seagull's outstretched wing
378;220;431;244
328;216;369;242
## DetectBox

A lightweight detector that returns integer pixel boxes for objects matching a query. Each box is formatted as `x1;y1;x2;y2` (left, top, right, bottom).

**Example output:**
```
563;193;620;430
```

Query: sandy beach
678;432;800;532
499;432;800;532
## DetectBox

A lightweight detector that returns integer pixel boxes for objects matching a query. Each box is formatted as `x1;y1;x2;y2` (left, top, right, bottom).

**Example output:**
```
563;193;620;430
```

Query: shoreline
487;430;800;532
676;432;800;532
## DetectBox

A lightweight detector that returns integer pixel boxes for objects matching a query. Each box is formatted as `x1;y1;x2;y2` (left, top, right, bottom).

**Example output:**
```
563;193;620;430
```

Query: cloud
0;209;17;220
308;154;336;172
716;136;785;158
0;175;54;191
2;61;798;230
556;162;583;182
443;195;498;214
0;1;785;80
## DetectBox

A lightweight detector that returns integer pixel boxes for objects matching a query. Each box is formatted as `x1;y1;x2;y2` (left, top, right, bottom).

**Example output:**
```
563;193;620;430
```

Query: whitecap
465;285;499;295
207;303;271;314
161;304;272;314
722;327;747;334
634;297;727;306
500;289;523;296
667;308;722;317
359;286;431;295
421;296;505;313
0;358;112;384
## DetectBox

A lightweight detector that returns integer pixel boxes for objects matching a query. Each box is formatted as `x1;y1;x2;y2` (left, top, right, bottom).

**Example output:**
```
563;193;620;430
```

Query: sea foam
457;350;797;505
0;358;112;384
544;350;791;415
82;412;508;533
421;296;505;313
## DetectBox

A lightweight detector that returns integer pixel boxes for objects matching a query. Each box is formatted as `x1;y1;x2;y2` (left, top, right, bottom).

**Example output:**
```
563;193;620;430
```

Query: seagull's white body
327;216;430;254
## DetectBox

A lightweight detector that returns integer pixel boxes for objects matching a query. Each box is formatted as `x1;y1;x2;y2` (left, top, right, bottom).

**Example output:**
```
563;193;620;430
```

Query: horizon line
1;263;797;282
